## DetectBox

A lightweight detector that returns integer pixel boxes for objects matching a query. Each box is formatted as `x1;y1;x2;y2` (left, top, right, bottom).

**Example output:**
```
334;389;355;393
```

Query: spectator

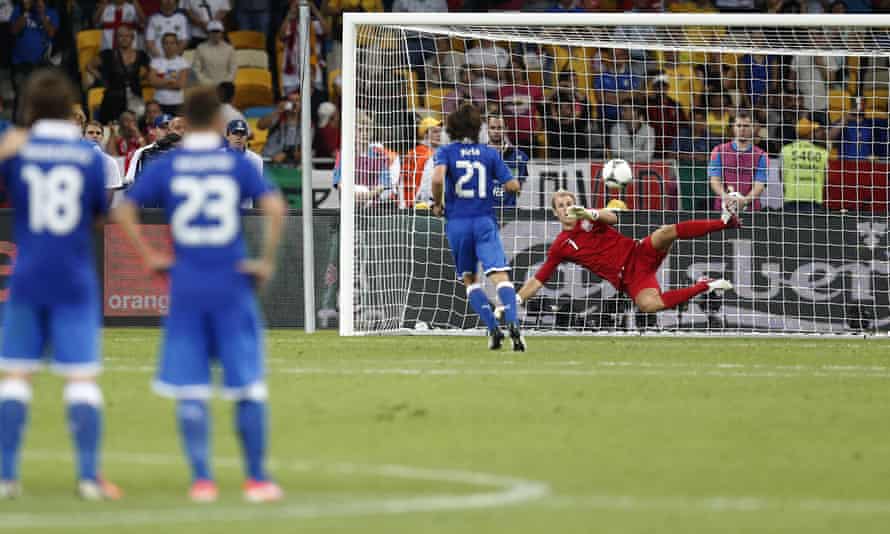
401;115;442;208
10;0;59;100
609;103;655;162
192;21;235;86
313;101;340;160
235;0;270;34
487;113;529;208
107;110;145;160
425;36;465;87
333;110;400;206
791;29;842;126
145;0;188;58
279;0;329;97
831;110;889;161
217;81;247;130
646;74;684;159
708;110;768;212
258;92;302;164
676;109;718;163
592;47;643;129
126;114;185;186
181;0;229;48
86;25;150;122
139;99;163;140
464;39;510;97
545;90;594;160
83;120;125;205
94;0;144;50
781;119;829;212
225;119;263;173
740;50;779;107
149;33;189;115
497;58;544;156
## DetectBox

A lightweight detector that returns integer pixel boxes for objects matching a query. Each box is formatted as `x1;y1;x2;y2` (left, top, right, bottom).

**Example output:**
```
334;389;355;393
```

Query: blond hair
550;189;577;210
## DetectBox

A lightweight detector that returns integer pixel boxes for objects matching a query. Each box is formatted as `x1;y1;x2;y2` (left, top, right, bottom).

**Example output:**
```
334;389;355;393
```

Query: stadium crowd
0;0;887;211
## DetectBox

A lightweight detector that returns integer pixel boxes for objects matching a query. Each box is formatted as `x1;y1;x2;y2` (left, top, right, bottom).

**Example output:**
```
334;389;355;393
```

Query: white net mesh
342;17;890;336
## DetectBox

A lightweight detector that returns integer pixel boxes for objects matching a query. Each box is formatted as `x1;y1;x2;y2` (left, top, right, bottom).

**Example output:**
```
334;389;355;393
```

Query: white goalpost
339;13;890;337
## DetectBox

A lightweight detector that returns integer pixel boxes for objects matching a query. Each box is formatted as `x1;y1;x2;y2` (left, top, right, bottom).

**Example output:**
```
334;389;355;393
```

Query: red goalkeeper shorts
620;236;669;301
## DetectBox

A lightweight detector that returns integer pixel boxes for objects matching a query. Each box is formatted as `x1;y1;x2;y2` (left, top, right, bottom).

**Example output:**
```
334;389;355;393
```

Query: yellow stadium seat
228;30;266;50
76;29;102;51
234;68;274;109
863;88;889;119
87;87;104;119
78;46;99;77
142;87;155;102
425;87;451;115
248;125;268;153
236;49;269;70
827;88;853;123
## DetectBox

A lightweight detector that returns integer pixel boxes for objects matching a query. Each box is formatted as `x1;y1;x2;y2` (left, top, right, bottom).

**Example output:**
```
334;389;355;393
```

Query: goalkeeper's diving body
516;190;740;313
431;104;526;351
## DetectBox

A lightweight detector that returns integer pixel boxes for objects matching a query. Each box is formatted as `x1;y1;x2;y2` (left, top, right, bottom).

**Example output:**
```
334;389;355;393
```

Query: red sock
674;219;728;239
660;281;709;309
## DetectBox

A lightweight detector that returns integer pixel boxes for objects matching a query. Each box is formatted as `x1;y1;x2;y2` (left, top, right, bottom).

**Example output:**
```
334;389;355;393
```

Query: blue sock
497;282;518;326
236;400;267;481
467;285;499;332
0;398;28;481
236;400;268;481
67;403;101;482
177;400;211;481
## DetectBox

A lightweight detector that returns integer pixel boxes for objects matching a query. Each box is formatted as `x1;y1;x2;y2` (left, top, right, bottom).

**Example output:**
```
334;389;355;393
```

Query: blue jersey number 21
455;160;487;199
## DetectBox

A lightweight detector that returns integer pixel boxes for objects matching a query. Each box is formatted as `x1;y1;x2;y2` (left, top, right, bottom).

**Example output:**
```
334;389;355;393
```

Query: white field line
542;494;890;514
100;362;890;380
0;450;549;529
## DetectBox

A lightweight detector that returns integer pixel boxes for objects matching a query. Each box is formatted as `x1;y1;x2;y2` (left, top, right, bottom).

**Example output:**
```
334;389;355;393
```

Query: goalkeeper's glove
566;205;599;223
494;294;524;321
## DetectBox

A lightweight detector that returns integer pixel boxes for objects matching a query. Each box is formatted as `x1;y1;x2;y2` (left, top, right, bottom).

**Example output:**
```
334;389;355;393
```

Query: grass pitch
3;329;890;533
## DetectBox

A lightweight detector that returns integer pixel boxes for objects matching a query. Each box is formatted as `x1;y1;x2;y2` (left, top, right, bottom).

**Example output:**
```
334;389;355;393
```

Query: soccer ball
602;159;633;190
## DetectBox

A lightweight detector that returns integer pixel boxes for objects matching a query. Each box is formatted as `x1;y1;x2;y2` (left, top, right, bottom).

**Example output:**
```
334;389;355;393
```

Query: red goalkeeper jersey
534;220;636;290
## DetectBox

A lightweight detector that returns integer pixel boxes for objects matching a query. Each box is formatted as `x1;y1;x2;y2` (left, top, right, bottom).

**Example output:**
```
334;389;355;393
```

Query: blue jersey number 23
455;160;487;199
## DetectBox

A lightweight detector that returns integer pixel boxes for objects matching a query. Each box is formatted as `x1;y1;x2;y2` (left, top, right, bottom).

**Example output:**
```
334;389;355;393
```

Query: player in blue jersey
111;86;287;503
431;104;526;351
0;70;122;501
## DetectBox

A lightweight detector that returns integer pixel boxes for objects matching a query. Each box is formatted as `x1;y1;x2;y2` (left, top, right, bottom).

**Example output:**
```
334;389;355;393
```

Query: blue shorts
0;295;101;376
446;216;510;279
154;292;266;401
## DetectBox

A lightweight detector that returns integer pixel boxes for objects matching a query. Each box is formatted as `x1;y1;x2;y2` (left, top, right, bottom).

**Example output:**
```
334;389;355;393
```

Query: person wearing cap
313;101;340;160
125;114;185;188
400;115;442;208
225;119;263;174
193;20;235;87
781;119;829;213
183;0;230;47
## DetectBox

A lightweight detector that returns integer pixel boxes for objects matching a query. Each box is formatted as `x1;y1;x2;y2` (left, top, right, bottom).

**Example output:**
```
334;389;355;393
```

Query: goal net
339;13;890;336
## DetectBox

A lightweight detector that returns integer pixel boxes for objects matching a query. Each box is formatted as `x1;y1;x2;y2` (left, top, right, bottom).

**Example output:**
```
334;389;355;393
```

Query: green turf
2;329;890;533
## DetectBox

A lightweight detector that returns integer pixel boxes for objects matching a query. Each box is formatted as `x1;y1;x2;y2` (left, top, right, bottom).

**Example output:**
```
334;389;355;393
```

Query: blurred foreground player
112;85;286;503
0;69;122;500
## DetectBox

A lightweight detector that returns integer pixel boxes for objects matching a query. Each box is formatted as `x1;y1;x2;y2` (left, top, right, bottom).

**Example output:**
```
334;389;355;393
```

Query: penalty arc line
0;450;550;529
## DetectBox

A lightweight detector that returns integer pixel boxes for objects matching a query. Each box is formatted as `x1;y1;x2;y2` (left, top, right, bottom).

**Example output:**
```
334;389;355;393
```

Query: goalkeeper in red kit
515;190;740;313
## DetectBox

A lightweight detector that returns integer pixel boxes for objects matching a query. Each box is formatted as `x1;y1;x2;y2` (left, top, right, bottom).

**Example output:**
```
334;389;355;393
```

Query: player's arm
743;154;768;207
430;164;446;216
0;128;26;161
494;152;520;194
239;191;286;289
503;178;520;194
707;147;725;198
517;277;543;304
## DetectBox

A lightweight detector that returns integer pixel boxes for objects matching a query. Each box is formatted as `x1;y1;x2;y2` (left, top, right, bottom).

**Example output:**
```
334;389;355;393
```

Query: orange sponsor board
104;224;172;316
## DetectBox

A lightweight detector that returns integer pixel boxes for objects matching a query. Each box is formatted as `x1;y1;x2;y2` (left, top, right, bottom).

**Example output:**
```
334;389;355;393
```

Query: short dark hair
162;32;179;44
217;81;235;103
183;85;221;128
84;120;103;132
20;69;78;126
733;110;754;125
446;104;482;143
